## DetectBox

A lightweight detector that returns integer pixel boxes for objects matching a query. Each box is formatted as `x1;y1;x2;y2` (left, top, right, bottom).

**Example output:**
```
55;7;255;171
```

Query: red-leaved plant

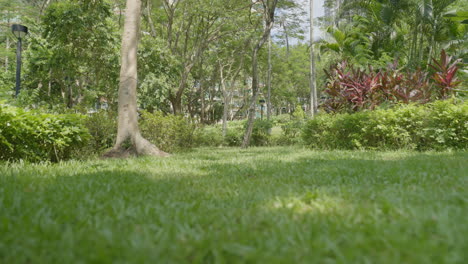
429;49;462;99
323;62;433;112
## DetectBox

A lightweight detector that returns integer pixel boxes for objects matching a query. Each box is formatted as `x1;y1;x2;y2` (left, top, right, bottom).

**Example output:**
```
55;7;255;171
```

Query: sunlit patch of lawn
1;147;467;263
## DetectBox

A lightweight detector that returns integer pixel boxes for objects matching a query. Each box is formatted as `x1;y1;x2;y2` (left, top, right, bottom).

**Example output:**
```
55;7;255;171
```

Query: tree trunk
170;92;183;115
200;80;205;123
105;0;168;158
242;46;261;148
309;0;317;116
283;23;290;59
5;34;9;72
220;66;228;137
417;26;424;65
222;96;228;137
267;34;272;121
242;0;278;148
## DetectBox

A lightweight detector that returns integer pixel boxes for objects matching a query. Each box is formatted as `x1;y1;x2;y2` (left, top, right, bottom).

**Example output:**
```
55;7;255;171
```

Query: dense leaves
0;103;89;162
323;50;462;112
303;100;468;150
429;49;463;98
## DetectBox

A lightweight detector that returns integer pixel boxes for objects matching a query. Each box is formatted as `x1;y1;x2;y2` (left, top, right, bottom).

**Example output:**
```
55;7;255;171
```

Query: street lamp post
259;99;266;120
12;24;28;98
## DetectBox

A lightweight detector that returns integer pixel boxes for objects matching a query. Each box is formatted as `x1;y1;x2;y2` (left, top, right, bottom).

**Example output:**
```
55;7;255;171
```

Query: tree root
102;134;170;159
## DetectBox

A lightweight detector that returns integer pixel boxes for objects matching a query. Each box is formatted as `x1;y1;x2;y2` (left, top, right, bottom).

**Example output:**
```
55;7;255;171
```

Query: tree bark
241;46;260;148
309;0;317;117
267;34;272;121
5;11;9;71
105;0;169;158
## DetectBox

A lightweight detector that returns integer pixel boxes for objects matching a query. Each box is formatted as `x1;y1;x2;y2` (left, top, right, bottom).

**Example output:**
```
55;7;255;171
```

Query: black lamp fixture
12;24;28;98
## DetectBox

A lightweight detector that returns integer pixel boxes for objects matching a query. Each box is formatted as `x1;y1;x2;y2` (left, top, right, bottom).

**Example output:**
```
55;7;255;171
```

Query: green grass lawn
1;147;467;263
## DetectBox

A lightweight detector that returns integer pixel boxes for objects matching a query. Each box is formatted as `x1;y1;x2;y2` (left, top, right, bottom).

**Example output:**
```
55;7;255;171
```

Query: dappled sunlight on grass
1;146;467;263
266;193;350;216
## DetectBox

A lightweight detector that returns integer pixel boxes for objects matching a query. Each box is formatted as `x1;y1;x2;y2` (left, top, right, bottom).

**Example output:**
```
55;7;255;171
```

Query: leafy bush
193;126;224;147
247;120;273;146
0;103;90;162
323;50;462;112
224;127;244;146
303;100;467;150
271;114;291;126
83;111;117;154
82;111;197;155
276;107;306;145
429;50;462;99
140;111;197;153
276;120;305;145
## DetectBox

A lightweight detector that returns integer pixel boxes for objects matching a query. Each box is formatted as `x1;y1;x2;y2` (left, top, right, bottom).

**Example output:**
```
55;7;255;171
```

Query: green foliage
82;111;199;155
193;126;225;147
270;44;310;108
0;70;14;101
303;100;468;150
224;128;244;146
138;36;179;113
246;119;273;146
429;49;463;98
0;103;89;162
292;105;305;119
83;111;117;154
271;114;291;125
274;106;305;145
194;119;275;147
23;0;119;108
323;50;464;113
139;111;197;153
277;120;304;146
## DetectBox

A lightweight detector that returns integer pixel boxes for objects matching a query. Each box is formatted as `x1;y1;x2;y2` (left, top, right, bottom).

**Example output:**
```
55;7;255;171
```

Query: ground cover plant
1;147;467;263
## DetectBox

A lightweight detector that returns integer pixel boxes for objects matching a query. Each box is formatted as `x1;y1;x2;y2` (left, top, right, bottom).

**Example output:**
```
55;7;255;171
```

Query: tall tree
242;0;278;148
105;0;168;157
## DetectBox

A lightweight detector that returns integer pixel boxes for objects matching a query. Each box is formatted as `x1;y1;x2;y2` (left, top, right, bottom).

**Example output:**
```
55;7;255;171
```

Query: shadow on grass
1;149;466;263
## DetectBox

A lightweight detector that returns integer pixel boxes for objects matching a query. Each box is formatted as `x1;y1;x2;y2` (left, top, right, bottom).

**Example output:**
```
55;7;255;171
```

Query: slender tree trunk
200;80;205;123
5;39;9;72
309;0;317;117
242;0;278;148
427;21;436;66
283;23;290;59
242;47;260;148
222;95;228;137
417;28;425;65
219;66;228;137
105;0;168;158
267;34;272;121
334;0;340;26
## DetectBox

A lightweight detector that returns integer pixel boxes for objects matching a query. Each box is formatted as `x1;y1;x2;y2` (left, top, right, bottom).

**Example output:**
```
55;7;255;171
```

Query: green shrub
271;114;291;126
247;120;273;146
140;111;197;153
302;100;468;150
83;111;117;154
0;103;90;162
292;105;306;119
224;127;243;146
193;126;224;147
275;120;305;145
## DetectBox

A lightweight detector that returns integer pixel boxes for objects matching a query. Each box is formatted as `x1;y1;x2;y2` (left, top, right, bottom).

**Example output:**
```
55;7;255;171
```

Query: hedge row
0;104;89;162
302;100;467;150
